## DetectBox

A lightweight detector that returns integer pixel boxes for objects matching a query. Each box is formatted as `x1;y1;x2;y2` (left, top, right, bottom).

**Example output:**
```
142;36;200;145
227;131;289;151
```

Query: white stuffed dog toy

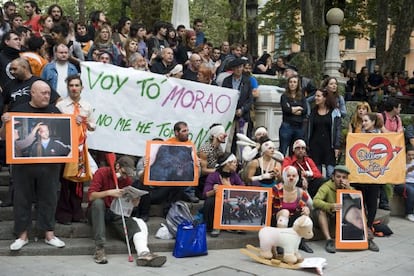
258;215;314;264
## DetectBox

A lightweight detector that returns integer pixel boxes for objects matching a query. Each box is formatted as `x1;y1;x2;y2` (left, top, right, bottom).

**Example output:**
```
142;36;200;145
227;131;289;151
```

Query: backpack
166;201;194;238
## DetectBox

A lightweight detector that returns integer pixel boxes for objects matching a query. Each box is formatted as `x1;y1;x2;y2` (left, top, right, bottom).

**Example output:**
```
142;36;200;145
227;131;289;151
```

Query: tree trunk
383;0;414;73
375;0;389;73
300;0;326;63
228;0;245;45
131;0;162;27
78;0;86;23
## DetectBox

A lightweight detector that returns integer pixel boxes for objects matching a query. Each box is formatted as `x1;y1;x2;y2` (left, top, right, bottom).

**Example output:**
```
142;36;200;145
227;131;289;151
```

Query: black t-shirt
12;102;61;113
408;77;414;94
2;76;60;113
182;68;198;82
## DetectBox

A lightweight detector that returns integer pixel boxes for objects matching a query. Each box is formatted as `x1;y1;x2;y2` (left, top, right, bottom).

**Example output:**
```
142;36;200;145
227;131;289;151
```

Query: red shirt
283;155;322;179
24;15;42;34
87;167;133;208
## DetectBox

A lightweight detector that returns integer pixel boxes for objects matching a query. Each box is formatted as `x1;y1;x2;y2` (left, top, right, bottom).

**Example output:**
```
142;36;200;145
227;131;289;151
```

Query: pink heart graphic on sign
349;137;401;178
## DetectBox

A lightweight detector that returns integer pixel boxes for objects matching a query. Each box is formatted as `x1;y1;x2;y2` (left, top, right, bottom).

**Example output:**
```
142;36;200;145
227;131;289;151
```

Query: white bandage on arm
251;175;263;182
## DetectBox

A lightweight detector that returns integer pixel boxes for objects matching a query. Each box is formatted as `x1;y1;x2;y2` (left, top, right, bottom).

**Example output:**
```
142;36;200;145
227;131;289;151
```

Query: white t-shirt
56;62;68;98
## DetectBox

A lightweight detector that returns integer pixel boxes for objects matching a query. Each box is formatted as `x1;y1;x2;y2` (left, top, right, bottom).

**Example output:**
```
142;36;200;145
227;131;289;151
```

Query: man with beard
2;58;60;113
87;155;166;266
282;139;325;198
166;121;200;203
47;4;64;24
22;0;41;35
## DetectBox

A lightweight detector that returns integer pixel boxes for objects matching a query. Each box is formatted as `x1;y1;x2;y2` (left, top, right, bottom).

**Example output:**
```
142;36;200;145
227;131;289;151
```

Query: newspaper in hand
110;186;149;217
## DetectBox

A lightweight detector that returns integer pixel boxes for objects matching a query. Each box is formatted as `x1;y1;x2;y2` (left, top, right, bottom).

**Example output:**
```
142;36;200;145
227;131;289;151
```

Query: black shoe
140;214;149;222
368;239;379;252
56;220;72;225
378;204;390;210
0;201;12;207
184;195;200;203
299;240;313;253
325;239;336;253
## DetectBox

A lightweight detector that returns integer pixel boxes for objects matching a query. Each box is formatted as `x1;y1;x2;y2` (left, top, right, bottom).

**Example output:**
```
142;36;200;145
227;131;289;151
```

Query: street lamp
324;8;344;78
246;0;259;58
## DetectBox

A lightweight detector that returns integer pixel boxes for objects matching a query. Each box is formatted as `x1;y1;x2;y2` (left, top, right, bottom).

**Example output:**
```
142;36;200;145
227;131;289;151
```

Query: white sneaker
45;236;65;248
10;238;29;251
406;214;414;222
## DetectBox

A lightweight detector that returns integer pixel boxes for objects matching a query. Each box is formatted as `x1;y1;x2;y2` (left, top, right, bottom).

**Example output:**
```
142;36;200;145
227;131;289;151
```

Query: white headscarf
209;125;226;138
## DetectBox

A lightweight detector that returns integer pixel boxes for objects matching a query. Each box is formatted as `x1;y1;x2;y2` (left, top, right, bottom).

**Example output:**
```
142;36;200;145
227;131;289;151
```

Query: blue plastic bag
173;221;208;258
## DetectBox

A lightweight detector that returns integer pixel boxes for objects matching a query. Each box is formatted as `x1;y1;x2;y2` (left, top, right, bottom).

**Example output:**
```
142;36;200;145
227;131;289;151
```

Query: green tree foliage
189;0;230;46
259;0;414;77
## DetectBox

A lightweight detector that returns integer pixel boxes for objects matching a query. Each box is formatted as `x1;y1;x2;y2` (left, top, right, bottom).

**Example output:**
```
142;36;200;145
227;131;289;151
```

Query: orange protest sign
345;133;406;184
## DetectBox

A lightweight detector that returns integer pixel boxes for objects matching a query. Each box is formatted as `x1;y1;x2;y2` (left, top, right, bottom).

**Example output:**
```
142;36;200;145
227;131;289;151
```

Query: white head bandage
218;154;237;167
282;166;299;187
255;127;268;137
261;140;275;153
293;139;306;150
209;125;226;138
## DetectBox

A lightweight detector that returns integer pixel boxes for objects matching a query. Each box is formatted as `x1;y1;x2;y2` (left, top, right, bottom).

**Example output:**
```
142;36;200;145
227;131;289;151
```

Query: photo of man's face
344;206;364;230
38;125;50;139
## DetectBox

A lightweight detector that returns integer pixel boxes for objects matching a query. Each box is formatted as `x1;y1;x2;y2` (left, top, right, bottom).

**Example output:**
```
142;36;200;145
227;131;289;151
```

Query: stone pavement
0;216;413;276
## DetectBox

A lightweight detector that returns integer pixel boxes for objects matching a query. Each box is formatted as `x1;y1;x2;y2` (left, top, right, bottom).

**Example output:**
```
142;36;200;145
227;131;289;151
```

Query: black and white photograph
214;186;272;231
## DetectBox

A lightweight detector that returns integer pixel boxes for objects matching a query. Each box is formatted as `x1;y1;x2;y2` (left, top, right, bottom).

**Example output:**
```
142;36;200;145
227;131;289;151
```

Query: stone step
0;231;259;256
0;200;204;221
0;169;9;187
0;217;170;240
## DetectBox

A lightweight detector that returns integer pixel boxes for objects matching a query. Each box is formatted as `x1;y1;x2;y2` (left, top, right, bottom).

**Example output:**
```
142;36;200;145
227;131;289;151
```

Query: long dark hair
284;76;302;100
317;89;336;111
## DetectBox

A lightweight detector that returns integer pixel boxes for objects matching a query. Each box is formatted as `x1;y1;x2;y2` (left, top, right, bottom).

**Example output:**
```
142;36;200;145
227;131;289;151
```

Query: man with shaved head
1;58;60;114
0;79;66;251
0;58;60;208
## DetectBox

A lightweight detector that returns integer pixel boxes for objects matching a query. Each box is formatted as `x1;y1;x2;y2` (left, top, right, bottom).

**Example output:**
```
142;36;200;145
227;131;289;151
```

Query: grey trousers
88;198;141;247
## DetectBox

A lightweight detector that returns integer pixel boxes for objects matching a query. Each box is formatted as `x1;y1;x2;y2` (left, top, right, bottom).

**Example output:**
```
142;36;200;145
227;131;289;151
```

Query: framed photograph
213;186;272;231
143;140;199;186
335;189;368;250
6;113;78;164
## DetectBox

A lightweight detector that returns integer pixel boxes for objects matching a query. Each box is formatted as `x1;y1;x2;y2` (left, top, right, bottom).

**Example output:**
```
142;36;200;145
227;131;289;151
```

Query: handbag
63;143;93;182
173;221;208;258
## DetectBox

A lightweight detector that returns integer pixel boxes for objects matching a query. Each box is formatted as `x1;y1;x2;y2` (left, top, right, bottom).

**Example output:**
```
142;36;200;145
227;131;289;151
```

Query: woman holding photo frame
271;166;313;253
202;152;245;237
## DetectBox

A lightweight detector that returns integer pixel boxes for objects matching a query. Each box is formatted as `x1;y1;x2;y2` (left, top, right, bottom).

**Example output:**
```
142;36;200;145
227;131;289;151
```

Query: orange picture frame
143;140;199;186
6;113;78;164
335;189;368;250
213;185;272;231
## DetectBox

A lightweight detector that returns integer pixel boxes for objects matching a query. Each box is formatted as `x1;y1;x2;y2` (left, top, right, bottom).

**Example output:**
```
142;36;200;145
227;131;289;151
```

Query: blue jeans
279;122;304;156
394;182;414;215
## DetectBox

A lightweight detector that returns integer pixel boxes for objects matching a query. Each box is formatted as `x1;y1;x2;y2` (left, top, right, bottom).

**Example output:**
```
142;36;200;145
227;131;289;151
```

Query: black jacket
222;74;253;121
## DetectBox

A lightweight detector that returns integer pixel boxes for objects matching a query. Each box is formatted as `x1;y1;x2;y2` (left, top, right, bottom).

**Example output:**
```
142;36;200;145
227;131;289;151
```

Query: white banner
80;62;239;156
